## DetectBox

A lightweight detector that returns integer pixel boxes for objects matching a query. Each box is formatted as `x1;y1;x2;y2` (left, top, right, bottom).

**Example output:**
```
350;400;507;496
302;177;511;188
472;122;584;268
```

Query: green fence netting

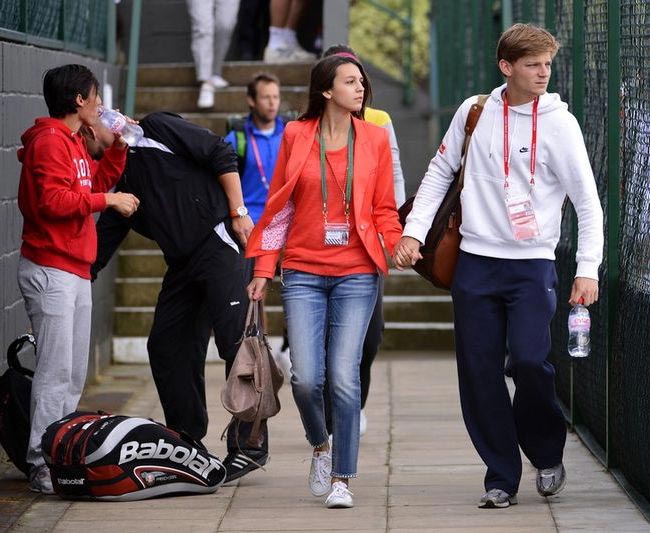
547;0;574;410
0;0;108;58
611;0;650;504
432;0;650;512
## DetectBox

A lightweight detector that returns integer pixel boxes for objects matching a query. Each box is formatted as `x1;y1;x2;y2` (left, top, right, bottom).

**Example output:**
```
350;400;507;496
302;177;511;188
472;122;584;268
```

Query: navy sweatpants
451;251;567;495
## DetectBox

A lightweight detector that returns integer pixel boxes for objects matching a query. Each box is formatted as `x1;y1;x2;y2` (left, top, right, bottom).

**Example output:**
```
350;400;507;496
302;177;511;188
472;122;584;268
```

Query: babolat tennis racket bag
41;412;226;501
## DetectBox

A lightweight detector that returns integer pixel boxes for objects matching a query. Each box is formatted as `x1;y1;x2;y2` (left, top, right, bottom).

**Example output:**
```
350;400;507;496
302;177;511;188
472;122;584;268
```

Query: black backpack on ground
0;334;35;477
42;411;227;501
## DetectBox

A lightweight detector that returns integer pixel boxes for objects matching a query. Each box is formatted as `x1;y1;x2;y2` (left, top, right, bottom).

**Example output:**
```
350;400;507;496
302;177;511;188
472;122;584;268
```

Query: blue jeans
281;270;378;478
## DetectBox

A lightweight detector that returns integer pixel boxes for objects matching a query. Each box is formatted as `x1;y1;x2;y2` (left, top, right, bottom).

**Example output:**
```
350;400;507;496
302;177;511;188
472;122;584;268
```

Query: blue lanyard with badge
503;91;541;241
320;122;354;246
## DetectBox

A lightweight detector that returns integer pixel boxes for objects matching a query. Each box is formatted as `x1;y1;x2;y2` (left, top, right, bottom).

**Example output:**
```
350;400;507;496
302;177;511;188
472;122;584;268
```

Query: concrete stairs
112;61;455;362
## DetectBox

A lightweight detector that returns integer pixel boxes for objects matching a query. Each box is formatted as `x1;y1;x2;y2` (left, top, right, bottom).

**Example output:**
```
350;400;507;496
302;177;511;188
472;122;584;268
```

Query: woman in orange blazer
246;53;402;509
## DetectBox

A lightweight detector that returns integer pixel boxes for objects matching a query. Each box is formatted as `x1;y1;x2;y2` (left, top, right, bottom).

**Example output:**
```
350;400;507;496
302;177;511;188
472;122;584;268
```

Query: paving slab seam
544;495;560;533
384;360;393;533
216;481;238;532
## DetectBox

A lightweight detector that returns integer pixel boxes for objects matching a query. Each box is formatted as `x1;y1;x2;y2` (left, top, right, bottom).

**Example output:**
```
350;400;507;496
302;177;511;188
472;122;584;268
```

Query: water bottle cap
579;297;584;305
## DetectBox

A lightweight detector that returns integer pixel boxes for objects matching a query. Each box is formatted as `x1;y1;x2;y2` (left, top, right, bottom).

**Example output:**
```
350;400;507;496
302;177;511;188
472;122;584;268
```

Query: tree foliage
349;0;430;86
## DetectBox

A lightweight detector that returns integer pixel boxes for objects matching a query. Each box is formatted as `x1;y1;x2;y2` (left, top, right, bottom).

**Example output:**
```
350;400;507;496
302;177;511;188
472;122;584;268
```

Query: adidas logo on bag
118;439;221;479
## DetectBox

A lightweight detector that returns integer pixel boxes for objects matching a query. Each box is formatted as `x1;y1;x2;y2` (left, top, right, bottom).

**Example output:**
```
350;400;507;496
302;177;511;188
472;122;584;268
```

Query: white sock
268;26;285;49
282;27;298;48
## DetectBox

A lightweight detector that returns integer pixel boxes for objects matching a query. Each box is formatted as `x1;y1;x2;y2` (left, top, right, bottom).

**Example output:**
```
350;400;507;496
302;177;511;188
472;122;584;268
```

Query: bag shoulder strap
235;130;247;159
458;94;489;189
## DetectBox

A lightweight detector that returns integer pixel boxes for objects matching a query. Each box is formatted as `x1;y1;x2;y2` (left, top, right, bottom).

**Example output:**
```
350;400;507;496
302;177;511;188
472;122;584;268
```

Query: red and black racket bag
41;411;226;501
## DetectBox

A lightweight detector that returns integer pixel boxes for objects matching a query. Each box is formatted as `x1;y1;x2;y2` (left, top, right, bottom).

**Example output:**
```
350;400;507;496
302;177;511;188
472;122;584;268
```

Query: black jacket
92;112;239;277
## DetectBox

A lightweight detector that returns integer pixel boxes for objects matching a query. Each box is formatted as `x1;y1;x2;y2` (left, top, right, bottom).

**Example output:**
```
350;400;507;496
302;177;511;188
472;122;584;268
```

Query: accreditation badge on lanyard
320;122;355;246
503;92;541;241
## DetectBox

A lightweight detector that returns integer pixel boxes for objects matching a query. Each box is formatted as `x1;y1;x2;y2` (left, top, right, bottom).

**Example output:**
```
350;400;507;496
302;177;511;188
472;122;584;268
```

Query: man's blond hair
497;23;560;64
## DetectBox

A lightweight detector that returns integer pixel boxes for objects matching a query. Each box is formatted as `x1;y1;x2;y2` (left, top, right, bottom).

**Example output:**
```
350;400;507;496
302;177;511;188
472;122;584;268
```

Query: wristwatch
229;206;249;218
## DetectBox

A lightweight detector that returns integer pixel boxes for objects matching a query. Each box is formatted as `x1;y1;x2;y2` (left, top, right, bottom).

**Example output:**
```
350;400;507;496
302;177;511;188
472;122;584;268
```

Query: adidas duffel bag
41;411;226;501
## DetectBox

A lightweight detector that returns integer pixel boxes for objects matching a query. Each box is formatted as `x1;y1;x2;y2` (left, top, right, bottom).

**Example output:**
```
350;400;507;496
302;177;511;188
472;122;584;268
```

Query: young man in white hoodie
394;24;603;509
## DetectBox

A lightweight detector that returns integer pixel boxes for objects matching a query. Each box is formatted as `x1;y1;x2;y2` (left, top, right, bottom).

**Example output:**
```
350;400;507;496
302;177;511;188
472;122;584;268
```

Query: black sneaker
223;450;269;483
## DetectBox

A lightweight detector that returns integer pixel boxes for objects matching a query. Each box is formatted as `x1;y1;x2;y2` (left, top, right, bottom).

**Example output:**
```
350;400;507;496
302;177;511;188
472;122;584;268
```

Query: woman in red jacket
246;53;401;508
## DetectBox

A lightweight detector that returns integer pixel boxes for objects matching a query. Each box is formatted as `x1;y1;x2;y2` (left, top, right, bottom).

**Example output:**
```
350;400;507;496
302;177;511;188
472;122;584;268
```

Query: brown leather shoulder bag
398;95;489;289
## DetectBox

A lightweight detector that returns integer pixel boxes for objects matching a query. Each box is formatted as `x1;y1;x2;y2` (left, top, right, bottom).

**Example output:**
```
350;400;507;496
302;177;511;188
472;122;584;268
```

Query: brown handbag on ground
221;301;284;448
398;94;489;289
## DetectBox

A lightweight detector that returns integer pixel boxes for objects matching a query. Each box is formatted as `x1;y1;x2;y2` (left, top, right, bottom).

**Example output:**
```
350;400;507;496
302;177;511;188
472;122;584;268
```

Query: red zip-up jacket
17;118;127;279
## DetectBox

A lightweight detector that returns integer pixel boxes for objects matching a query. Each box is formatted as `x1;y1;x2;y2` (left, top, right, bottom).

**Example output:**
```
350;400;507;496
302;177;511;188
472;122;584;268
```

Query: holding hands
393;236;423;270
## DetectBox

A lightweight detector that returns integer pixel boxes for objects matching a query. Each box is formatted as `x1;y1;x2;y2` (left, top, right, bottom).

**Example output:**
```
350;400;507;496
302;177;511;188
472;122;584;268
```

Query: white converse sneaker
210;75;229;89
326;481;354;508
197;82;215;109
308;451;331;496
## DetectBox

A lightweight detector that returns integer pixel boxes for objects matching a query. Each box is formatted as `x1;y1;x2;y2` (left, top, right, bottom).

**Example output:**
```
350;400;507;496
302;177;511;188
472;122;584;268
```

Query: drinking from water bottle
98;107;143;146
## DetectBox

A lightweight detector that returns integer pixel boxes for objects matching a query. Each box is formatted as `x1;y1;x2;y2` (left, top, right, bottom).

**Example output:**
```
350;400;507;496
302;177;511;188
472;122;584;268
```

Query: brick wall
0;41;121;377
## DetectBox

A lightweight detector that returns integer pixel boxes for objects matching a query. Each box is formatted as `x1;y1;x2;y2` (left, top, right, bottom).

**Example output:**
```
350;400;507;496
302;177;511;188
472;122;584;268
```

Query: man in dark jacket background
89;112;269;482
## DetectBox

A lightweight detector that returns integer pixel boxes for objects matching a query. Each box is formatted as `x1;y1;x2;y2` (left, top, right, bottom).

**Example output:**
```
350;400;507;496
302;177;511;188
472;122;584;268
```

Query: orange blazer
246;116;402;277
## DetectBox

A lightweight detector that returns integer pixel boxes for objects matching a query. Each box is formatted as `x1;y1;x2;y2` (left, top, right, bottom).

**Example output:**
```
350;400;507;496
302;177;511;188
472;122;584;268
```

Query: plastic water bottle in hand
98;107;143;146
568;300;590;358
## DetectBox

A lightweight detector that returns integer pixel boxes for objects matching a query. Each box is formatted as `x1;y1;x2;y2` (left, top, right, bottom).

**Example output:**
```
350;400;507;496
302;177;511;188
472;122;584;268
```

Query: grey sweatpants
186;0;241;81
17;256;92;470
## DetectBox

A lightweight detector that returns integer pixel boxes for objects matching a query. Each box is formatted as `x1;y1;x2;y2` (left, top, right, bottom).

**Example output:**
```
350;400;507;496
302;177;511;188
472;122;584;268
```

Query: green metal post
485;2;498;92
545;0;555;33
106;0;116;63
60;0;67;47
470;0;480;94
403;0;414;105
522;0;532;23
20;0;27;33
429;2;440;143
605;0;621;469
572;1;585;125
569;0;585;429
124;0;142;117
450;2;469;105
545;0;556;94
502;0;513;30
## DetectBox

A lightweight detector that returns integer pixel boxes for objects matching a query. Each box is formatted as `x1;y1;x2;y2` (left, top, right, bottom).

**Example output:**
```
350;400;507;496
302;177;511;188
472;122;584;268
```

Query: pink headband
335;52;359;61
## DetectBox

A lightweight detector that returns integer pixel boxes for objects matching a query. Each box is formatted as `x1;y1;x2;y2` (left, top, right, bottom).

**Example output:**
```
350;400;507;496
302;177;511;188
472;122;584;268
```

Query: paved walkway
1;351;648;532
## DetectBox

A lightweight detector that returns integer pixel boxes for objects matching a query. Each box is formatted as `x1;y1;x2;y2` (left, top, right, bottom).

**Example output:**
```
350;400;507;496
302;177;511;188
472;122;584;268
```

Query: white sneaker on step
326;481;354;508
359;409;367;436
210;75;229;88
264;45;316;63
197;82;215;109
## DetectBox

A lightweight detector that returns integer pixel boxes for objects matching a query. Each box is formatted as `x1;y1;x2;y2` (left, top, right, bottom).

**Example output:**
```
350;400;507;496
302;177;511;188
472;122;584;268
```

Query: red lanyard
247;129;270;190
503;92;538;190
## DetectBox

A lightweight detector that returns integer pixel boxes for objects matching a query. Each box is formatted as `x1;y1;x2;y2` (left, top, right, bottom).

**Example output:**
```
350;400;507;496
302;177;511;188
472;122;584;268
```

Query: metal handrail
359;0;414;105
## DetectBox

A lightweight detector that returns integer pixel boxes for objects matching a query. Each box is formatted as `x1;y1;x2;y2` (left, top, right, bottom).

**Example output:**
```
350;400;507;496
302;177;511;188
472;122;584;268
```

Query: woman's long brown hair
299;55;372;121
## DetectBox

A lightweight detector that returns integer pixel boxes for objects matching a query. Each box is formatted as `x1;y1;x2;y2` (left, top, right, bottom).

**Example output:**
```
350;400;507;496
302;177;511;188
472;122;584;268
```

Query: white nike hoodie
404;83;604;280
